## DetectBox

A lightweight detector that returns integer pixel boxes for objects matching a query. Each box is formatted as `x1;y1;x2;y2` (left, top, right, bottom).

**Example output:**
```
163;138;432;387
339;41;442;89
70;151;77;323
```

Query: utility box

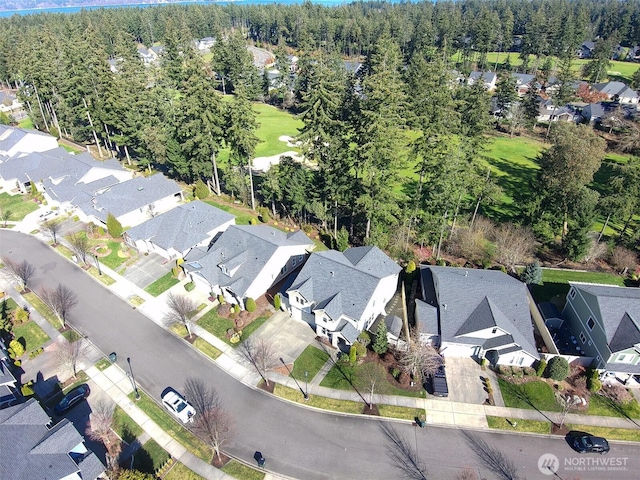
109;352;117;363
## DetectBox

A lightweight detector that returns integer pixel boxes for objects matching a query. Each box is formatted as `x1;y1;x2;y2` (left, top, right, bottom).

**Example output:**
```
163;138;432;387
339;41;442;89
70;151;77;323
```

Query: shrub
353;341;366;358
587;368;602;393
13;308;29;324
245;297;256;312
498;365;511;375
229;305;236;314
106;213;123;238
258;207;270;223
524;367;536;376
273;293;281;310
302;224;313;234
184;282;195;292
512;367;524;378
96;226;105;237
436;259;446;266
171;266;180;278
13;359;21;367
217;294;225;304
405;260;416;274
21;381;34;397
349;345;357;365
392;368;400;379
358;331;371;348
250;217;258;225
372;321;388;354
29;347;44;359
8;339;24;359
547;356;570;381
521;261;543;285
536;358;547;377
194;178;209;199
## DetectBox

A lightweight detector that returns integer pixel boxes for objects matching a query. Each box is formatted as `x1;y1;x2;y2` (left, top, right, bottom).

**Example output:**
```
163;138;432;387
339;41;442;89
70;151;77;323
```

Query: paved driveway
444;356;489;404
121;252;172;288
249;311;317;364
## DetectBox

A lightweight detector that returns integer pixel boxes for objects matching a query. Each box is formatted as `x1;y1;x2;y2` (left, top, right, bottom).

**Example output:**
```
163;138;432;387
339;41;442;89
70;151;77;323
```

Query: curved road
2;230;638;480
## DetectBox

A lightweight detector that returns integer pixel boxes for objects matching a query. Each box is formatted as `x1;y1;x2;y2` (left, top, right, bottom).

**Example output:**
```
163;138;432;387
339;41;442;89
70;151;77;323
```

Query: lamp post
126;357;140;400
305;371;308;399
280;357;308;400
92;253;102;276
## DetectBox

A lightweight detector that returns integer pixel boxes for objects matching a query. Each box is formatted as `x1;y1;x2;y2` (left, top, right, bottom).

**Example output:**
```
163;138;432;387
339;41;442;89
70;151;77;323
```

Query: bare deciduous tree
455;467;479;480
183;378;234;463
356;361;386;409
1;257;36;291
492;223;536;272
40;283;77;328
56;338;87;380
398;333;442;384
610;246;638;275
582;232;608;264
86;400;121;475
164;293;197;338
380;423;427;480
240;338;280;386
67;232;91;265
556;392;580;428
41;218;63;245
463;431;519;480
447;224;492;264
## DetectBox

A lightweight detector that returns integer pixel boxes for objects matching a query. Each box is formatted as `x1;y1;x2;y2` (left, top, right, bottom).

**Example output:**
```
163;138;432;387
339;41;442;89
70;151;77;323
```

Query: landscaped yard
13;321;50;354
131;438;170;475
203;198;257;225
529;268;627;305
130;391;211;461
144;271;179;296
291;345;330;381
197;308;268;347
497;377;561;412
0;192;38;221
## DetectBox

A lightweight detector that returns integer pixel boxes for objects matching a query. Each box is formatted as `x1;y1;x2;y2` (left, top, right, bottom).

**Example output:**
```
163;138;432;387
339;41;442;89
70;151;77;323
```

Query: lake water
0;0;360;18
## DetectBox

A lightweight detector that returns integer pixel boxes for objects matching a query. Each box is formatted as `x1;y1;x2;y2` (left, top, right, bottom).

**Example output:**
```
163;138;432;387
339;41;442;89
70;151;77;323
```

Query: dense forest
0;0;639;268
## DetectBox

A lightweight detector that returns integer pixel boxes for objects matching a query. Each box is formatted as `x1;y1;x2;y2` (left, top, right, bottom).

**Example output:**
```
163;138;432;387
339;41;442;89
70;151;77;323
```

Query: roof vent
443;304;447;311
137;186;144;191
464;271;468;277
330;271;334;277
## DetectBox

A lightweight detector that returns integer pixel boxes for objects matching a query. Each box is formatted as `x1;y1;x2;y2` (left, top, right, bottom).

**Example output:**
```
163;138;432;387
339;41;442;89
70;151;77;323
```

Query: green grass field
13;321;50;354
131;438;170;474
486;416;552;434
0;192;38;221
529;268;627;304
253;103;303;157
291;345;330;381
497;377;561;412
221;460;265;480
165;462;206;480
144;271;179;296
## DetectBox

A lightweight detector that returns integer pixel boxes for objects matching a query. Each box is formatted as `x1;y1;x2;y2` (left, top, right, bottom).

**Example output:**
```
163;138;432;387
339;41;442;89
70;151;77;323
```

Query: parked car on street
571;435;610;454
54;384;90;415
161;389;196;423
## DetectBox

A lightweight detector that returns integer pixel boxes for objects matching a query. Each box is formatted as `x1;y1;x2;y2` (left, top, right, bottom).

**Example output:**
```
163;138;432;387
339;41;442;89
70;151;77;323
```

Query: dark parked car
54;384;90;415
571;435;610;454
431;364;449;397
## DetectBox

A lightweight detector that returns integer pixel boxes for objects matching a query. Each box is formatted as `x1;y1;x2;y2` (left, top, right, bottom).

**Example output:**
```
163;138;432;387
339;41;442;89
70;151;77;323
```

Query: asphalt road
2;230;638;480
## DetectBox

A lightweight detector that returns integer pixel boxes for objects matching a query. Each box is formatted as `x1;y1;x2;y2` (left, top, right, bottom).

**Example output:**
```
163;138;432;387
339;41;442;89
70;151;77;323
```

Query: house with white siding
0;125;58;158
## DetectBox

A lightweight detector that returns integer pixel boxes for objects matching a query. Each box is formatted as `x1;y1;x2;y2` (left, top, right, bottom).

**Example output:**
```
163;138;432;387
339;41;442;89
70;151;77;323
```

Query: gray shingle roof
0;399;104;480
593;81;639;99
287;246;401;322
125;200;235;254
337;320;360;343
415;299;438;335
570;283;640;352
420;266;538;358
0;358;16;386
538;302;562;321
184;225;313;298
0;125;54;155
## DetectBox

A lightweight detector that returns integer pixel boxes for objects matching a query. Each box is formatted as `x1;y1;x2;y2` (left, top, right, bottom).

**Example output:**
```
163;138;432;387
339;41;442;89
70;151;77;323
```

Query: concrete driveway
249;310;317;364
121;252;172;288
444;356;489;404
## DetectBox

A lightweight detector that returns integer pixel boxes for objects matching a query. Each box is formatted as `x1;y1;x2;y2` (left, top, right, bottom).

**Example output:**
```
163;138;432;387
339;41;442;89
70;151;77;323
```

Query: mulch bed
212;453;231;468
257;380;275;394
362;404;379;416
183;334;198;345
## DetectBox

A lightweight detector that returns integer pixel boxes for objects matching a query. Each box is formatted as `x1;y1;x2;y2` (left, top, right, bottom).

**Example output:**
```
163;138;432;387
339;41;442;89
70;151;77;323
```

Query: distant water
0;0;359;18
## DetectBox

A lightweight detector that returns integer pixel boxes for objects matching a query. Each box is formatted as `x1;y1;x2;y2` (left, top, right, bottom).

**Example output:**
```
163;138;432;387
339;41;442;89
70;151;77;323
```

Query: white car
161;390;196;423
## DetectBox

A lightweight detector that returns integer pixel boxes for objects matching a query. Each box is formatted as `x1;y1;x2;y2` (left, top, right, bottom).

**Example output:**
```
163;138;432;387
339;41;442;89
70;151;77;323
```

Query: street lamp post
305;371;308;399
92;253;102;276
127;357;140;400
280;357;308;400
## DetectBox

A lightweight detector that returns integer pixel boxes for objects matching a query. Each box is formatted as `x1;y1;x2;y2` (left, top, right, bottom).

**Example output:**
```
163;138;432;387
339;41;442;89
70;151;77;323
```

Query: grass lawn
196;309;235;346
130;391;211;461
221;460;265;480
486;416;552;434
253;103;303;157
62;329;81;343
529;268;627;304
87;266;115;285
18;117;33;129
93;239;131;270
274;383;364;414
23;292;60;329
377;405;425;421
144;271;179;296
113;404;144;444
164;462;206;480
13;320;50;354
131;438;170;474
320;361;425;398
565;424;640;442
241;315;269;339
203;198;256;225
290;345;330;381
0;192;38;221
1;297;18;317
586;393;640;419
95;358;111;370
497;377;561;412
193;337;222;360
129;295;146;307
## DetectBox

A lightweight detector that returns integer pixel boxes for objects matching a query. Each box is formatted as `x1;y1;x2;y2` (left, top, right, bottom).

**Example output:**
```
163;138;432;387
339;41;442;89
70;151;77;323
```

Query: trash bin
415;417;426;428
258;456;266;468
109;352;117;363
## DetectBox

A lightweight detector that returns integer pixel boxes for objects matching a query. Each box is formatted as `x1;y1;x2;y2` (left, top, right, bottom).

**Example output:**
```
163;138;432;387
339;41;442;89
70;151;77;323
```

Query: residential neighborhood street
2;229;639;480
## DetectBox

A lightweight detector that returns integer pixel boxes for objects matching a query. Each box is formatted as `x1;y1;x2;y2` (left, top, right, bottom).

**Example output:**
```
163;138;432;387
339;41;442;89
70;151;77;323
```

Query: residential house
137;45;159;66
285;246;401;349
0;399;105;480
562;283;640;382
512;73;536;96
0;339;18;408
124;200;235;260
537;98;579;123
0;90;25;120
197;37;216;51
183;225;313;309
580;102;607;123
417;266;539;366
593;81;639;104
0;147;130;195
0;125;58;158
577;41;596;59
467;71;497;91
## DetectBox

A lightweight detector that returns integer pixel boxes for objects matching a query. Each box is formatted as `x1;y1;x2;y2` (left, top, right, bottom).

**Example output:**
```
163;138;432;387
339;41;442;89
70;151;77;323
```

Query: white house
124;200;235;260
286;246;401;349
0;125;58;158
593;81;639;104
417;266;539;367
183;225;314;309
467;71;497;91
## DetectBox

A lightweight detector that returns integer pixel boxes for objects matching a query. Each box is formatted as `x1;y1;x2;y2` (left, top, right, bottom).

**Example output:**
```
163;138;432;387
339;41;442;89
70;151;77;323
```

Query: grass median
23;291;60;329
221;460;266;480
487;416;552;434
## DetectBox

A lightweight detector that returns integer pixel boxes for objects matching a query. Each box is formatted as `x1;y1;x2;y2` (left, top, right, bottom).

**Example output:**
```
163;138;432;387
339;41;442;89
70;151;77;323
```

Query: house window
596;355;601;361
587;317;595;330
617;354;634;364
518;357;524;365
588;340;592;346
492;328;497;334
292;257;297;268
579;333;586;343
280;264;288;275
569;288;576;299
298;255;304;262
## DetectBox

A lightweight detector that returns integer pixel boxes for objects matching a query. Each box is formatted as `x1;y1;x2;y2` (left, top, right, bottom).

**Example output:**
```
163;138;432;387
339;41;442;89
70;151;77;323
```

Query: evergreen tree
372;321;388;355
106;213;123;238
521;261;543;285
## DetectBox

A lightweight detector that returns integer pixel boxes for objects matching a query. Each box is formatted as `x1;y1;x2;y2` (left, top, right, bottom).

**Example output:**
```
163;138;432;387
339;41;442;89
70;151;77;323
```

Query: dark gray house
563;283;640;382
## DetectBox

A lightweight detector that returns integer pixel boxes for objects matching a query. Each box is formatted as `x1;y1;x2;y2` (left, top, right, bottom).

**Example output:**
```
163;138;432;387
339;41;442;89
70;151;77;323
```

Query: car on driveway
431;364;449;397
54;384;90;415
571;435;610;454
161;389;196;423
